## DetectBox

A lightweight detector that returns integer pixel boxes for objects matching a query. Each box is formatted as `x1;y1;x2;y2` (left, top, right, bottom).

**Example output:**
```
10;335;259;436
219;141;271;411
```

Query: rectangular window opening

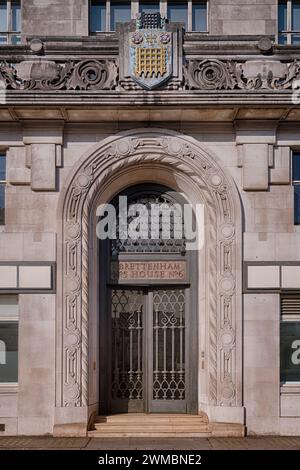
0;0;21;45
0;296;18;384
278;0;300;45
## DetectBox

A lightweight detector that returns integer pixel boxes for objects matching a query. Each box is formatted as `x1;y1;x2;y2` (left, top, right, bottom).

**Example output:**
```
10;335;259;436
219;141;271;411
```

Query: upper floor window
111;2;131;30
89;0;208;32
167;1;207;31
278;0;300;44
0;153;6;225
0;0;21;45
293;152;300;225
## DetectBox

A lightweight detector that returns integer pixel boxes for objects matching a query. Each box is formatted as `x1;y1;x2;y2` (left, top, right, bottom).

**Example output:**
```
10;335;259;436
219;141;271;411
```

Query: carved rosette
61;132;241;409
184;59;237;90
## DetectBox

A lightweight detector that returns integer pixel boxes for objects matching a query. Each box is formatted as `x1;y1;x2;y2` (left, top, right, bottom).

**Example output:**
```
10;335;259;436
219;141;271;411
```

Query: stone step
95;413;208;425
93;424;210;432
89;414;245;438
88;431;212;438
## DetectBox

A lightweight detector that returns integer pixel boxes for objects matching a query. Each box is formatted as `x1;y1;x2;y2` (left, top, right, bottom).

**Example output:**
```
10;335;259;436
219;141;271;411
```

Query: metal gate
110;287;188;413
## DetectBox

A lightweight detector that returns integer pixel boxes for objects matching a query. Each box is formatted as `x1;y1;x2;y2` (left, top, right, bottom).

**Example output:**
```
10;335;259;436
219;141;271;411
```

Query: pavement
0;436;300;450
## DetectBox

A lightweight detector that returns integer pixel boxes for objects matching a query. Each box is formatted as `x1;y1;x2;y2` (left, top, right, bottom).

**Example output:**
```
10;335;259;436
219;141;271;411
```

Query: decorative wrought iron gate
110;287;188;413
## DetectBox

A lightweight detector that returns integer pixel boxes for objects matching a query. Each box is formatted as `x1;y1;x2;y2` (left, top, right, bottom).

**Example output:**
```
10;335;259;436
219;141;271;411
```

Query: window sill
0;383;18;394
281;383;300;394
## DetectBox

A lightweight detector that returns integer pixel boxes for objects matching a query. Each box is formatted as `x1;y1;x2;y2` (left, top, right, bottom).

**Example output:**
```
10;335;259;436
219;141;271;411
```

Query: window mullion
188;0;192;31
160;0;167;18
106;0;111;31
7;0;12;31
287;0;292;44
132;0;139;19
7;0;12;44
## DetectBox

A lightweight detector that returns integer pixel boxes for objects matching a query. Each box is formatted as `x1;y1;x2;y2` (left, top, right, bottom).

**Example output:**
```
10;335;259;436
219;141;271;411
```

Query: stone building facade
0;0;300;437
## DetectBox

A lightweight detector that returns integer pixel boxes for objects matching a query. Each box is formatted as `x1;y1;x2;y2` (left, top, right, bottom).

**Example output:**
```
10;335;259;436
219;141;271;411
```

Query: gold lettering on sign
111;261;187;282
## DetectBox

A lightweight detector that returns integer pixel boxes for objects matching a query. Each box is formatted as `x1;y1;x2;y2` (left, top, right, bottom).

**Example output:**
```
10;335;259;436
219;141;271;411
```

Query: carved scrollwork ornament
59;132;241;409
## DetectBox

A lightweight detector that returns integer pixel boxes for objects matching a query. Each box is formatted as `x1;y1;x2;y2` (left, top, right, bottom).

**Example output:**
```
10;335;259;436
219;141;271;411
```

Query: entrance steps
88;413;245;438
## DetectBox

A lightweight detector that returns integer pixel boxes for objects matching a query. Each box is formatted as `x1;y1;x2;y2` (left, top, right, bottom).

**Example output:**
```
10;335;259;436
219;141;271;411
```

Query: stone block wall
209;0;277;36
20;1;278;39
22;0;89;37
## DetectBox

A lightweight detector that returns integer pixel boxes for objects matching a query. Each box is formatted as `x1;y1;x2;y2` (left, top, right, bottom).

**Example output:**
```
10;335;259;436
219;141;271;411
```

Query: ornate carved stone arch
57;129;242;414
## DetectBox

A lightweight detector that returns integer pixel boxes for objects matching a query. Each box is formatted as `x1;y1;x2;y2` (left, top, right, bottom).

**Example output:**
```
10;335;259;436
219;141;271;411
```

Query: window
0;296;18;384
167;2;188;29
281;296;300;383
293;152;300;225
192;1;207;31
90;0;106;32
167;1;207;31
278;0;300;44
111;2;131;30
0;0;21;45
0;153;6;225
89;1;208;32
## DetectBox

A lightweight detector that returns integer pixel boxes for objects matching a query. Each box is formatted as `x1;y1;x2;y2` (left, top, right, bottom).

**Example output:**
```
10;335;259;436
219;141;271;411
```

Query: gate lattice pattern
152;289;186;400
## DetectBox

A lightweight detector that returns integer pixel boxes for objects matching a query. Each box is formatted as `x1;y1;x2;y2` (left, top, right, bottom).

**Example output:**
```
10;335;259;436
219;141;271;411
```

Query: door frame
98;184;199;415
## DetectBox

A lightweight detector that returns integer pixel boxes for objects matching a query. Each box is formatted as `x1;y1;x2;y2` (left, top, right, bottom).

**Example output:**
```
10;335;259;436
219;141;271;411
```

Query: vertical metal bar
179;304;183;372
155;304;158;374
147;289;153;411
171;315;175;373
137;307;141;374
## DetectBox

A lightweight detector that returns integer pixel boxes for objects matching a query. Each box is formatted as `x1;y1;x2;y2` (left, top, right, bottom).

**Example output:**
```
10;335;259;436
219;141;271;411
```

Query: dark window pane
167;2;188;28
292;1;300;30
0;1;7;32
12;0;21;31
278;33;288;44
11;34;21;45
0;322;18;383
111;2;131;30
192;2;207;31
139;2;160;14
294;186;300;225
278;1;287;32
293;152;300;181
90;0;106;32
292;33;300;43
0;185;4;225
0;154;5;180
281;322;300;382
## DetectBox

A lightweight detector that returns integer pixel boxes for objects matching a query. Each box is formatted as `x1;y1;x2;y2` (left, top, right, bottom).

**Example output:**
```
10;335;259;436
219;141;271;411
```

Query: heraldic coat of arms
129;12;173;90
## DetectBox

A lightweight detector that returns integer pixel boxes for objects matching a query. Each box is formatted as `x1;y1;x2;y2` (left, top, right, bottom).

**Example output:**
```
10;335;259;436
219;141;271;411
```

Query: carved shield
129;19;173;90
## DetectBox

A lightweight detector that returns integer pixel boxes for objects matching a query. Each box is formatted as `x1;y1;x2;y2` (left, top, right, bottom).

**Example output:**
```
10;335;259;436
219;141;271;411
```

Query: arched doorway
55;129;243;435
99;184;198;414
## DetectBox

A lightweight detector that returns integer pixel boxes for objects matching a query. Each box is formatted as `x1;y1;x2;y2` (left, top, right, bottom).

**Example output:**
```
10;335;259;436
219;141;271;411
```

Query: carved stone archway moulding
57;129;242;412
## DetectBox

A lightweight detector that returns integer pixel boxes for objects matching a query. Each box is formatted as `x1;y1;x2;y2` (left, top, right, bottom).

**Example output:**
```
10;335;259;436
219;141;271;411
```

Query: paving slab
0;436;300;450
